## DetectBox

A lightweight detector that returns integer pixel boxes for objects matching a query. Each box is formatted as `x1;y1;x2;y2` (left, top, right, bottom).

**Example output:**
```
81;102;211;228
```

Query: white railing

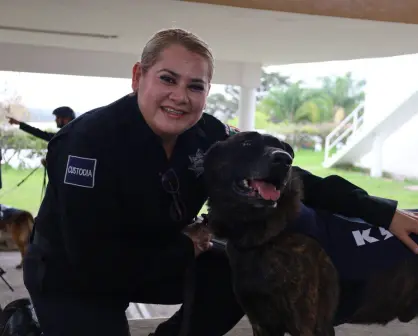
126;303;152;319
324;102;365;163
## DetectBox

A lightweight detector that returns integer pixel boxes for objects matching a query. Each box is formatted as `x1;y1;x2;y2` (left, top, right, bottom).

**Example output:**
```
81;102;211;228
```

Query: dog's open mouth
234;178;282;202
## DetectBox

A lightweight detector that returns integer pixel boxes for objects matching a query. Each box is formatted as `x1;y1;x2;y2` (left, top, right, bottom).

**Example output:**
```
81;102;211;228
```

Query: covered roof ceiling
184;0;418;25
1;0;418;83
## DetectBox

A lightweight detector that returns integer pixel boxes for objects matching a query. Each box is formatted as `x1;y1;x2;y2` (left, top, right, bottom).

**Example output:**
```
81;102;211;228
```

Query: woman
23;28;418;336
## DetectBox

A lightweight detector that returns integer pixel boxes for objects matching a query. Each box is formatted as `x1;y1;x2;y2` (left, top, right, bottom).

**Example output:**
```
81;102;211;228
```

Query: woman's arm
293;166;398;229
217;121;418;253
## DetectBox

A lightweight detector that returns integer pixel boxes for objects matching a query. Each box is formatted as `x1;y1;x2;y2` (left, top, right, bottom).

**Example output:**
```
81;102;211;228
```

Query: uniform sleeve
221;122;398;229
293;166;397;229
47;134;195;293
20;122;55;142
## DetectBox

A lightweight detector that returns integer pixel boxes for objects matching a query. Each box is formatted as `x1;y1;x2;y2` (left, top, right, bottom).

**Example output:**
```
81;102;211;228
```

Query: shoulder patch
64;155;97;188
224;124;240;136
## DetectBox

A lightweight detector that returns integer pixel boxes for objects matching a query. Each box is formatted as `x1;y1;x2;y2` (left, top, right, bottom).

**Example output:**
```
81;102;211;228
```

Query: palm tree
258;81;333;124
205;70;291;121
320;72;366;121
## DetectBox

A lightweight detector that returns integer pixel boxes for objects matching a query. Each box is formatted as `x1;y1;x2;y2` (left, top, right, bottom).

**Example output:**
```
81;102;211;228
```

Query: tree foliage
0;79;48;168
0;129;48;167
319;72;366;121
205;69;290;120
0;70;367;166
206;70;366;149
258;82;334;123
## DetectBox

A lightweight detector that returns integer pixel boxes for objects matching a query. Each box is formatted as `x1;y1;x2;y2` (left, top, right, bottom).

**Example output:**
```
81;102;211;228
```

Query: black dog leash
211;237;227;249
0;267;14;292
40;166;47;203
201;214;227;250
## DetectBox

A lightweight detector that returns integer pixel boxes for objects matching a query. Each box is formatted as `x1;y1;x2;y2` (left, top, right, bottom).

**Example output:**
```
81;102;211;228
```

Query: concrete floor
1;251;417;335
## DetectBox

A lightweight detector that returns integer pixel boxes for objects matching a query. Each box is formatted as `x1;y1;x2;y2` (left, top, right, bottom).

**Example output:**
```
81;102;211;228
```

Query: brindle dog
203;131;418;336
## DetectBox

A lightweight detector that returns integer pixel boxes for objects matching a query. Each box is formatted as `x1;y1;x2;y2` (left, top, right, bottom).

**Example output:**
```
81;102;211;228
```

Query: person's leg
23;244;130;336
135;248;244;336
29;293;130;336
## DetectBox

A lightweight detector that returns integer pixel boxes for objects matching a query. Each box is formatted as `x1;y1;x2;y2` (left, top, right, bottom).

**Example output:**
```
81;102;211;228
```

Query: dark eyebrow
158;68;207;85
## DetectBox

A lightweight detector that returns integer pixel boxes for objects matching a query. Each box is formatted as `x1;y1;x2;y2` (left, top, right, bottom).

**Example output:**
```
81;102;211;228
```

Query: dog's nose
269;148;293;165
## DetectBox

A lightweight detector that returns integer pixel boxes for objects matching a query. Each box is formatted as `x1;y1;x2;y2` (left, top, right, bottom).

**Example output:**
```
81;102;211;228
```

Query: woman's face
132;44;211;139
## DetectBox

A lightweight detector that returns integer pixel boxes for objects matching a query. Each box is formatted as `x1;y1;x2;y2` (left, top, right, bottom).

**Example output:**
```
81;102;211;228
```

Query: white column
370;133;383;178
237;62;262;131
238;86;257;131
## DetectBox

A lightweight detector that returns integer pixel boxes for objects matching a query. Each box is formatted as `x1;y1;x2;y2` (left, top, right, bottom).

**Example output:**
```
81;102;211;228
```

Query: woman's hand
183;218;213;257
389;209;418;253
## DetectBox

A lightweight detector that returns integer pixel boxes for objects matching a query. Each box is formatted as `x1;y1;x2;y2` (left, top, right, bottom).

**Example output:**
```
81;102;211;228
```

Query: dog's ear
282;141;295;159
203;141;232;184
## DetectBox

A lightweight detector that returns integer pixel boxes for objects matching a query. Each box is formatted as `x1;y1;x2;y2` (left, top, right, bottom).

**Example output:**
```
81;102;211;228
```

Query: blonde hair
140;28;214;81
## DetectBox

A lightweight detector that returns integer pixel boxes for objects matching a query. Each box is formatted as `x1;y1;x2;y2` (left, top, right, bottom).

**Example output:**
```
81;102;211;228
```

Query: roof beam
184;0;418;24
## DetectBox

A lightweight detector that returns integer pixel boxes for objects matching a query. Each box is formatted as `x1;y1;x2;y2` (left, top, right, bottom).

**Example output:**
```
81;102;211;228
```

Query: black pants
23;246;244;336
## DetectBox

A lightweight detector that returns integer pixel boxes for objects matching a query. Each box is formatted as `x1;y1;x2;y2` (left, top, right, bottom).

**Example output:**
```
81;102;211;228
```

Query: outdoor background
1;66;417;216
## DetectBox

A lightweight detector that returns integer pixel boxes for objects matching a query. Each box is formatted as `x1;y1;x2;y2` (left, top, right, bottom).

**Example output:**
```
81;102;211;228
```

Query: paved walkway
1;252;417;335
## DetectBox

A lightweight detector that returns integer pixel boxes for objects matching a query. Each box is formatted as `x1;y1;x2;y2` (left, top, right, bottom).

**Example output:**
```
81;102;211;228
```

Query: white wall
359;54;418;179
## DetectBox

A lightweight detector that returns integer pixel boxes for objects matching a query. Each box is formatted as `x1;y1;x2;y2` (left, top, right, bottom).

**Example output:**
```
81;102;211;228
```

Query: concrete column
237;62;262;131
238;86;257;131
370;133;383;178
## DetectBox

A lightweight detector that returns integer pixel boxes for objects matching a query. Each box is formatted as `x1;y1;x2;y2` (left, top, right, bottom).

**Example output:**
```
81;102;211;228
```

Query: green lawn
0;151;417;216
0;166;47;215
293;150;418;209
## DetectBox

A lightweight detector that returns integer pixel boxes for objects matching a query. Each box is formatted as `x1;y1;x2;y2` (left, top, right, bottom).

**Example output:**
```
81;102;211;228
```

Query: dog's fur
0;209;34;269
203;131;418;336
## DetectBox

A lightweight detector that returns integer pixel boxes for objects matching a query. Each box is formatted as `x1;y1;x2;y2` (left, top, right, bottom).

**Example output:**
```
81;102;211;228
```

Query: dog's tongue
249;180;281;201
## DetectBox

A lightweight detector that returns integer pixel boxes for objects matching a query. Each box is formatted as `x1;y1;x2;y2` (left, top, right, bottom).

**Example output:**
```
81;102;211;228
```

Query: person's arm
47;133;195;293
20;122;55;142
293;166;397;229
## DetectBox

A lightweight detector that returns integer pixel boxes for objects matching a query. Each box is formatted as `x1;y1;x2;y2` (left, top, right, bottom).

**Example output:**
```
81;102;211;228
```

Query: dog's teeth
243;180;249;187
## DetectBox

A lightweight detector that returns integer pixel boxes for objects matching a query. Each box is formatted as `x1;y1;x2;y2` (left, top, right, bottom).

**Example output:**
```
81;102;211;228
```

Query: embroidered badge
188;148;205;178
64;155;97;188
224;124;240;136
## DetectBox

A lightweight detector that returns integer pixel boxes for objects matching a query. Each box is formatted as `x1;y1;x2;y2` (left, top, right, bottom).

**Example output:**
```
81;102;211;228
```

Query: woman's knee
196;248;230;271
30;294;130;336
194;249;232;287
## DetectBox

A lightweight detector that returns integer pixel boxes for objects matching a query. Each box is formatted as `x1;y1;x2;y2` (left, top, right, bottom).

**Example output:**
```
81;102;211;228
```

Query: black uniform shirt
19;122;55;142
35;93;226;295
34;93;398;296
